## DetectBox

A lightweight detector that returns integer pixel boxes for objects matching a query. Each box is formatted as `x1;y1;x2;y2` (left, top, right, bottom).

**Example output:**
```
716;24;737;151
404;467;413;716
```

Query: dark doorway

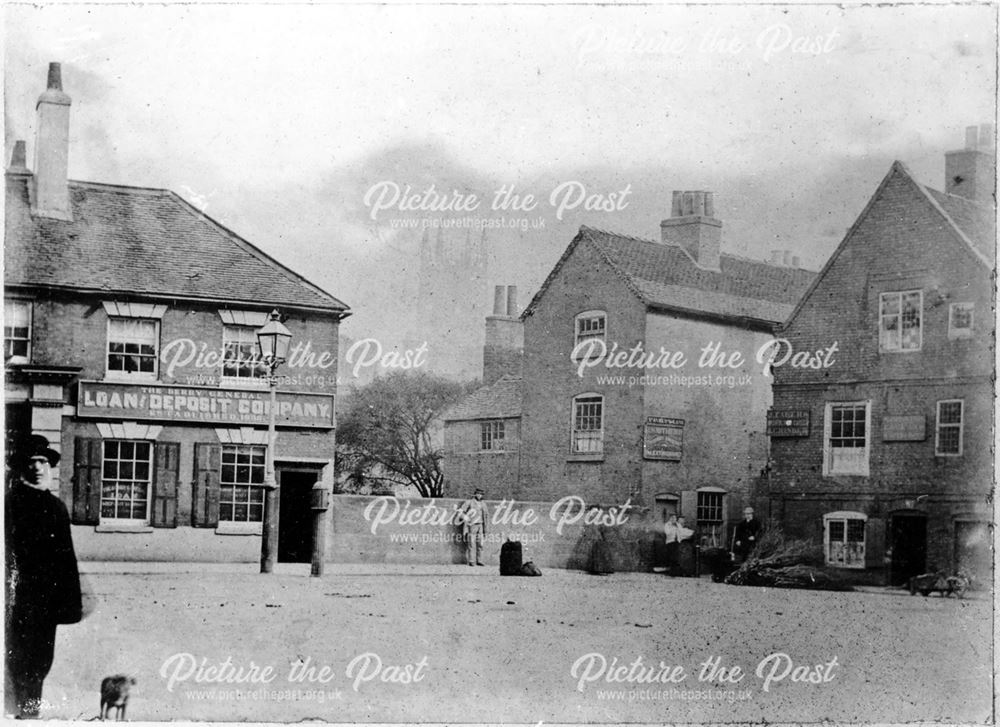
277;468;319;563
888;513;927;586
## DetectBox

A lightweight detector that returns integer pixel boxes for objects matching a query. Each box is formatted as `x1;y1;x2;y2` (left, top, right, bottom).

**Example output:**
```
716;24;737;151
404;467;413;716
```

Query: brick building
5;64;350;562
445;195;815;550
766;127;995;585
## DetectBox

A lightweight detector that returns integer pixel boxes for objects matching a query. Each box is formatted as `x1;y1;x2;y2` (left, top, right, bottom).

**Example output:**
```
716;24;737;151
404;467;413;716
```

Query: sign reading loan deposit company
77;381;335;429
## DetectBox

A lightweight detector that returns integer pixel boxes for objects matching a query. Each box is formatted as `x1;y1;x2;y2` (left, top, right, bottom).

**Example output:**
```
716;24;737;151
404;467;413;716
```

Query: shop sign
77;381;335;429
643;416;684;461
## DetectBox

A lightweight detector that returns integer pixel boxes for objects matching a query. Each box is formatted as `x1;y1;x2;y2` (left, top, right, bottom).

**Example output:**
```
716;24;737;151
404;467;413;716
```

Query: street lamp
257;309;292;574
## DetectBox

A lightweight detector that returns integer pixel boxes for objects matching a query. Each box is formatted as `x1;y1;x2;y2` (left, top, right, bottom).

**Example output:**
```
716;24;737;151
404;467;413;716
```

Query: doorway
277;468;319;563
888;512;927;586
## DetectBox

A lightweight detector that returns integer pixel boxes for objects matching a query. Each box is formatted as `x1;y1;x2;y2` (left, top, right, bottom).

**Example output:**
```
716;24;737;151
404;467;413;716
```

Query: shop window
480;420;505;451
4;299;31;362
219;444;266;522
100;440;152;524
573;310;606;357
948;303;974;339
823;401;870;476
879;290;922;352
824;511;867;568
222;325;265;383
571;394;604;455
107;317;159;379
935;400;964;456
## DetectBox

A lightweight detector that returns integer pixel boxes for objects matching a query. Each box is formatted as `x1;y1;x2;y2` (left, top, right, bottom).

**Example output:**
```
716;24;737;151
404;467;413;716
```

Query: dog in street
100;675;136;720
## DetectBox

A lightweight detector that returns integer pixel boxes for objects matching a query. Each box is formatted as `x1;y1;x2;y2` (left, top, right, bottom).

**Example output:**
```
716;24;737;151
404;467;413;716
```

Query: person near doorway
731;506;763;563
458;488;490;566
675;517;696;576
5;435;82;719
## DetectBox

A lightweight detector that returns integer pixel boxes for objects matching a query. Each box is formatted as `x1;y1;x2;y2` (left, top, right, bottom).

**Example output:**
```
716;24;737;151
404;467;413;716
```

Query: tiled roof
443;375;522;422
5;176;349;313
524;225;816;325
924;186;996;264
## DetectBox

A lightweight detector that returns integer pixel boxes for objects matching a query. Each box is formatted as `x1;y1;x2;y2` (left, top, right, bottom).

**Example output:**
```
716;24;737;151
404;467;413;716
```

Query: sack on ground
520;561;542;577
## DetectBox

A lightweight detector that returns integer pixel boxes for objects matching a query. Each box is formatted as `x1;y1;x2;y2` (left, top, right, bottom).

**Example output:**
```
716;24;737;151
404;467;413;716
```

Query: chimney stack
7;140;30;175
945;123;996;205
482;285;524;385
660;190;721;271
33;62;72;220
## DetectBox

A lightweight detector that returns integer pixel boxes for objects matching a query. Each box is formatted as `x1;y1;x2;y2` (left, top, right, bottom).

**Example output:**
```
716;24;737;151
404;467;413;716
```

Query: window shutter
152;442;180;528
192;443;221;528
866;517;886;569
679;490;697;522
71;438;102;525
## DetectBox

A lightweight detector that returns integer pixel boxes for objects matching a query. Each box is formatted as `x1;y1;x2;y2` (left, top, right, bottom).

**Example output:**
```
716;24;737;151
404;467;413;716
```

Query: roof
924;186;996;264
5;175;350;314
523;225;816;326
443;375;522;422
783;161;996;328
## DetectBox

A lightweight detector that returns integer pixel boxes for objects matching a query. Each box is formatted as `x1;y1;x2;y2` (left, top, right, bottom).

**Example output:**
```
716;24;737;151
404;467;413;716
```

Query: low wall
327;494;658;572
72;494;661;572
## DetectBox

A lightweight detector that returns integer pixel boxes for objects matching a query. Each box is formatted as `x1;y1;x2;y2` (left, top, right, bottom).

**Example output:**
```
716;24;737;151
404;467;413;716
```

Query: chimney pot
770;250;784;266
979;124;995;150
47;62;63;91
965;125;979;149
670;191;683;217
492;286;506;316
506;285;519;317
783;251;792;266
791;255;801;268
7;140;29;174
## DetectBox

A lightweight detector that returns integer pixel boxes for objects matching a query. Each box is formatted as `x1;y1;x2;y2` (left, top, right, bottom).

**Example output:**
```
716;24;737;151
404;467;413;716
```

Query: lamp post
257;309;292;574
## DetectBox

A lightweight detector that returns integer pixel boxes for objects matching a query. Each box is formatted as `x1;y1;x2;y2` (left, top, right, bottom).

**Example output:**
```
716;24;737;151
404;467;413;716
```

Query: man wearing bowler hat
5;435;82;718
458;488;490;566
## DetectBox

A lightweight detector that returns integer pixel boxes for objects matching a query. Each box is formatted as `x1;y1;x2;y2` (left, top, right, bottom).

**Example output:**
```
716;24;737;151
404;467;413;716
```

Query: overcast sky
5;3;996;375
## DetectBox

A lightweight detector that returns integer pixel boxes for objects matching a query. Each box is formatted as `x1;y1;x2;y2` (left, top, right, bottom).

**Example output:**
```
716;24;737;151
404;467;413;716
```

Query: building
5;63;350;563
766;127;995;585
445;194;816;552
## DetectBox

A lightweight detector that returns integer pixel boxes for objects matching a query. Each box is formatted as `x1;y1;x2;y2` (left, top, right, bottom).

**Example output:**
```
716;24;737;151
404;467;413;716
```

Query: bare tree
336;371;467;497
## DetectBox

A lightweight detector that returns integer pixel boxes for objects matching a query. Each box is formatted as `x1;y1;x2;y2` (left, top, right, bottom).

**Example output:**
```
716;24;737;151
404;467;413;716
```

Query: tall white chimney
33;62;72;220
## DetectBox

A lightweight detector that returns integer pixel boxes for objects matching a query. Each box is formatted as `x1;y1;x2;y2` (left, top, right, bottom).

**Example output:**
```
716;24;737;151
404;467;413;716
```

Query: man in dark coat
732;506;763;564
5;435;82;718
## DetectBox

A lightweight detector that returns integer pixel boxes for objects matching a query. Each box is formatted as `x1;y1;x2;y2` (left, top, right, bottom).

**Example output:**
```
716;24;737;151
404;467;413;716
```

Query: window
935;400;964;456
824;512;867;568
220;444;266;522
222;325;264;382
696;491;724;525
571;394;604;454
100;440;152;524
824;402;870;476
948;303;974;339
4;299;31;361
107;317;159;378
480;420;505;451
574;310;606;355
695;490;726;546
879;290;922;352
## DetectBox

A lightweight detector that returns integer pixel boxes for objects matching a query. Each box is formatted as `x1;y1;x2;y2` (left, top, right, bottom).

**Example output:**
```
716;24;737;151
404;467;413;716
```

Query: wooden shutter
866;517;886;569
192;443;221;528
71;438;102;525
152;442;180;528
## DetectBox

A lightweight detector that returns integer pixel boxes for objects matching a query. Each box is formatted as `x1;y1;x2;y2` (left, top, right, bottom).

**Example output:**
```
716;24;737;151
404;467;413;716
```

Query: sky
4;3;997;379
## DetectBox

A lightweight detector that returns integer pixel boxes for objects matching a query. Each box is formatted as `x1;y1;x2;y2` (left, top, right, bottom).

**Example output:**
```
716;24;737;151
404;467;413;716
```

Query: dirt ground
36;563;992;723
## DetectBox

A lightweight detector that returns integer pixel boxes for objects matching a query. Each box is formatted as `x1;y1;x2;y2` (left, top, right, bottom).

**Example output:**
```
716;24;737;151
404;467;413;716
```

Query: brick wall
767;165;994;584
518;239;647;505
442;417;521;500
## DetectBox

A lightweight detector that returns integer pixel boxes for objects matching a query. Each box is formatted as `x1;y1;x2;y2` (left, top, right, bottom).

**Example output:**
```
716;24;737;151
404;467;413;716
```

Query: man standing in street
732;506;763;564
458;488;490;566
5;436;82;719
